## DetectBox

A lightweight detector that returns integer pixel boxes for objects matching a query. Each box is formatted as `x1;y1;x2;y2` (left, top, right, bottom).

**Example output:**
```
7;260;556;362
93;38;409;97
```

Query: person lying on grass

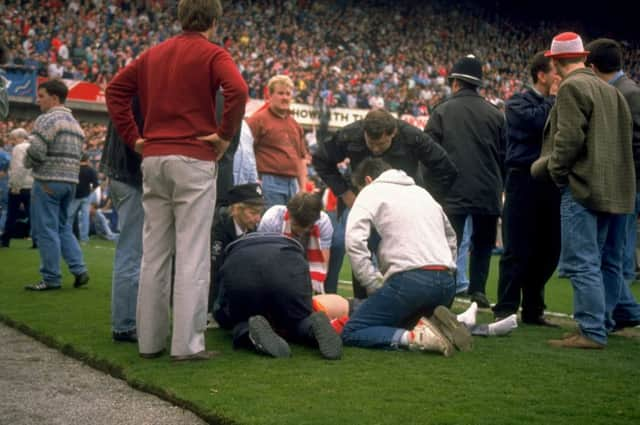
313;295;518;338
213;232;342;360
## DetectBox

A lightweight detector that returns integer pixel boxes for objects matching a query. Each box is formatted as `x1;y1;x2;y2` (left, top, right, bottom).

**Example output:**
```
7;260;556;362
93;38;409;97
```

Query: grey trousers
137;156;217;356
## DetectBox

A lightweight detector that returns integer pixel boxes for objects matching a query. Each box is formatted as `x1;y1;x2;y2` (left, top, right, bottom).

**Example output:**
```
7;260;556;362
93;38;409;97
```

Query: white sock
457;302;478;328
487;314;518;336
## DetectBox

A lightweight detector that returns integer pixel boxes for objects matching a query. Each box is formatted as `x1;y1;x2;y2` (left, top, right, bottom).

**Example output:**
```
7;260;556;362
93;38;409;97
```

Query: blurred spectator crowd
1;0;639;116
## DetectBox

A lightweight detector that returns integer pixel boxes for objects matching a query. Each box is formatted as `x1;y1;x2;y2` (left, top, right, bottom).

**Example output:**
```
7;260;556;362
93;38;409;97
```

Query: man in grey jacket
532;32;635;349
585;38;640;331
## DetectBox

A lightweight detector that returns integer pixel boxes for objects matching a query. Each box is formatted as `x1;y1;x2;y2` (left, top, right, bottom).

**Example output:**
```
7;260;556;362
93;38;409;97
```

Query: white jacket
9;142;33;191
345;169;457;290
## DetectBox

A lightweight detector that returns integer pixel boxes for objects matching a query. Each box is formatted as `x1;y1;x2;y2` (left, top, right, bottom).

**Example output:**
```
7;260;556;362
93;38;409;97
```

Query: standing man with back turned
584;38;640;331
106;0;248;361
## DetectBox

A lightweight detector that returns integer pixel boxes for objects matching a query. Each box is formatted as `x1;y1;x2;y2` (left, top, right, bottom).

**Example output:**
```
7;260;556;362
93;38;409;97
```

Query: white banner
245;100;428;130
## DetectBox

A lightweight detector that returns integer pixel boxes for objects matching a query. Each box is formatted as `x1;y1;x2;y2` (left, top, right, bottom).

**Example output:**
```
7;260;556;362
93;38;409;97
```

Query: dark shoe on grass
73;272;90;288
308;312;343;360
113;329;138;343
248;315;291;358
522;315;559;328
25;281;61;291
613;319;640;331
171;350;221;362
432;305;473;352
470;292;491;308
139;349;166;359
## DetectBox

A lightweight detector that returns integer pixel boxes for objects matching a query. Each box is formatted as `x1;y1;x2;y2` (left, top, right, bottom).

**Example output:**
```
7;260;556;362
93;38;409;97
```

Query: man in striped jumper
24;79;89;291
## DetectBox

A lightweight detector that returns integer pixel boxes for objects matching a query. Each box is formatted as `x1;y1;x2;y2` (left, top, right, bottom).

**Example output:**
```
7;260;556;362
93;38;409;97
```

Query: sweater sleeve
105;57;142;150
505;93;554;141
345;201;384;290
311;130;350;196
25;117;49;169
210;51;248;142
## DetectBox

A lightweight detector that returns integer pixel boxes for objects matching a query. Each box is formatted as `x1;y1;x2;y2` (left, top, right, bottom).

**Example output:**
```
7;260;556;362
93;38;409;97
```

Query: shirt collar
233;218;245;237
608;70;625;85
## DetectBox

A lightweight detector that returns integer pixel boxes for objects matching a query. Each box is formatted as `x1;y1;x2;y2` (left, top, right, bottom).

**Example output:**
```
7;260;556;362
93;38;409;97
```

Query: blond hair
267;75;294;94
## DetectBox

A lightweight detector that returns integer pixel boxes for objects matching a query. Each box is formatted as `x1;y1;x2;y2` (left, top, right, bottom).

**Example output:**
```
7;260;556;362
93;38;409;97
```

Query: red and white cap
545;32;589;58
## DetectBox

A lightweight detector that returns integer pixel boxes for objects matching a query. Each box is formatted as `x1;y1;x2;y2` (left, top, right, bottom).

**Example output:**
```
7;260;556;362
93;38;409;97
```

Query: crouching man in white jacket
342;158;471;356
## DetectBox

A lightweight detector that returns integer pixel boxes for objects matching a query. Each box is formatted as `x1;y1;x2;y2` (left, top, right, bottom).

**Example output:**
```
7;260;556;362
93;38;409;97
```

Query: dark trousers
1;189;31;246
448;213;498;296
214;235;315;347
493;168;560;319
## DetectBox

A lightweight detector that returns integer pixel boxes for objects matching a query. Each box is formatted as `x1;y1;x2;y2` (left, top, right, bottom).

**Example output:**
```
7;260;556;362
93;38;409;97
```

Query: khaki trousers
137;156;216;356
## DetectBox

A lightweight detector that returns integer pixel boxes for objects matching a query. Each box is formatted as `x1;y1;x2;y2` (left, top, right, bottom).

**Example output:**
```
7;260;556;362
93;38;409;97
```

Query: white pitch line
338;280;574;319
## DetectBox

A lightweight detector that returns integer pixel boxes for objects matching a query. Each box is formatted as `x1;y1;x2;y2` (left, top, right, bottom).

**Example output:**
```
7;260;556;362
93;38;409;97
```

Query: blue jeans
324;208;347;294
0;175;8;233
560;188;626;344
261;173;298;209
68;196;91;242
342;269;455;349
456;215;472;293
93;209;119;240
622;192;640;283
31;180;87;286
110;180;143;333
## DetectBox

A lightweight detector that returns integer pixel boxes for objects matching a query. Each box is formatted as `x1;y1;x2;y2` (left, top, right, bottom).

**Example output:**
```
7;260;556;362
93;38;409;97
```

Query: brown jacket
532;67;635;214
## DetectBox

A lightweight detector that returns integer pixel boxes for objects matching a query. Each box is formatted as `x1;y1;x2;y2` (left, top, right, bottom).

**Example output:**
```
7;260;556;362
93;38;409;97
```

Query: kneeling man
343;158;471;356
214;232;342;360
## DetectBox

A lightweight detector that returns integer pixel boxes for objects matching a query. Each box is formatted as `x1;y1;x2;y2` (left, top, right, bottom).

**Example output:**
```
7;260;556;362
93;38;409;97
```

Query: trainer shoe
548;332;604;349
410;317;455;357
432;305;473;352
308;312;343;360
24;281;61;291
73;272;90;288
248;315;291;358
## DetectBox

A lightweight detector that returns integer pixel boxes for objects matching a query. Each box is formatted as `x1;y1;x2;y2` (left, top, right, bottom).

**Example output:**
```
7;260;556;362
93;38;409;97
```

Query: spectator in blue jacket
493;52;561;326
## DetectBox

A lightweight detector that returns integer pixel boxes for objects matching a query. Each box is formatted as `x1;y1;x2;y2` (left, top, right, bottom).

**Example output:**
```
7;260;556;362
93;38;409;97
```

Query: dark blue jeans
342;269;455;349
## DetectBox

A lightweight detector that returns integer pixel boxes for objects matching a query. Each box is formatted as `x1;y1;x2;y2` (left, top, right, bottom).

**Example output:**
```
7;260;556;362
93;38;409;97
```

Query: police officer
424;54;507;308
209;183;265;316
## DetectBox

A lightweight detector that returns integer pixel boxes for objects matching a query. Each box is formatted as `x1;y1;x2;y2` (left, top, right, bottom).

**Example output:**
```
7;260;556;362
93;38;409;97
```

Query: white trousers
137;155;217;356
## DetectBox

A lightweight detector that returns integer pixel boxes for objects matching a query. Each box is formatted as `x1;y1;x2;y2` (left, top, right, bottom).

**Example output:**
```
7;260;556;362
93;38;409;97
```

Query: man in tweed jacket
24;79;89;291
532;32;634;349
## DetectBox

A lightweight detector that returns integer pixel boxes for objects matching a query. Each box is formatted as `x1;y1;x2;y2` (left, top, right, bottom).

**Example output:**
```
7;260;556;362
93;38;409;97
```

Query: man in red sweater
105;0;248;361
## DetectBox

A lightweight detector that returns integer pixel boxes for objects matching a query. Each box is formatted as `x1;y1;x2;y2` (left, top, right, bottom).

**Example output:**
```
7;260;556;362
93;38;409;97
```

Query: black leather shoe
470;292;491;308
73;272;90;288
522;316;559;327
113;329;138;343
613;319;640;331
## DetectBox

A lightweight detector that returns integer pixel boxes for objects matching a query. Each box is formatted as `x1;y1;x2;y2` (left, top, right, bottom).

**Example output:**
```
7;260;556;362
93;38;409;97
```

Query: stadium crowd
1;0;639;115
